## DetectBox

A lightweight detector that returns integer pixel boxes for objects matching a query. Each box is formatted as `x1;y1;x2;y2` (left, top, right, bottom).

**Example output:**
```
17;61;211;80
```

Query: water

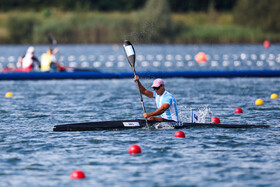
0;44;280;186
0;44;280;72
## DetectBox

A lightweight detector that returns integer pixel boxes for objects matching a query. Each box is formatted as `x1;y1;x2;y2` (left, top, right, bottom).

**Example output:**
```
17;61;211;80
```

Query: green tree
6;16;37;43
233;0;280;32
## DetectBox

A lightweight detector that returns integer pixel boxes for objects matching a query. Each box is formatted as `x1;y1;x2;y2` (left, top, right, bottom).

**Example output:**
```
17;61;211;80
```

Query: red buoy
70;170;86;179
195;52;207;63
234;108;243;113
174;131;185;138
263;40;270;49
211;117;220;124
128;144;141;154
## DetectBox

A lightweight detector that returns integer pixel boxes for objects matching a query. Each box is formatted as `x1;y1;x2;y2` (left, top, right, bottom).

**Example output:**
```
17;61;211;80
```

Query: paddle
47;33;67;71
123;40;148;126
48;33;57;45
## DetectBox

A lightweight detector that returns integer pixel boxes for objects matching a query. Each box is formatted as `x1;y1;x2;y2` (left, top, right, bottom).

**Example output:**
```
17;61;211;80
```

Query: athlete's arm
134;75;153;98
143;103;170;118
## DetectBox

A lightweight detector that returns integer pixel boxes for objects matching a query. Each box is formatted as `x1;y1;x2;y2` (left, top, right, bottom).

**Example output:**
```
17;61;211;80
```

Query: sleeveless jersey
153;91;179;122
41;53;56;72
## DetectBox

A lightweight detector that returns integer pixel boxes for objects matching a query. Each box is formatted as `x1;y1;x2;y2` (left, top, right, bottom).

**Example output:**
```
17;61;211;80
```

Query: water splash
154;122;175;129
179;105;213;123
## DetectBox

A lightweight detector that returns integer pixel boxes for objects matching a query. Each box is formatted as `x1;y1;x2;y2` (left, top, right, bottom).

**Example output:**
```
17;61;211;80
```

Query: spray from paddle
123;40;148;128
179;105;212;123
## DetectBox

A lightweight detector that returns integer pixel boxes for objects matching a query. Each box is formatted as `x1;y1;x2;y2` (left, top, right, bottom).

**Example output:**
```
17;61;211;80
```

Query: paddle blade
48;33;57;45
123;40;136;68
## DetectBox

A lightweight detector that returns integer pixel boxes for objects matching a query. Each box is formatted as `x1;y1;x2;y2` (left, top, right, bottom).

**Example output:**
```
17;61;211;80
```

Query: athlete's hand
143;113;150;118
134;75;139;82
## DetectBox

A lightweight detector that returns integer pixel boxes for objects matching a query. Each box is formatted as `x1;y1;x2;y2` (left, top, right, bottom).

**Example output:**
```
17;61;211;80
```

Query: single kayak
53;119;269;131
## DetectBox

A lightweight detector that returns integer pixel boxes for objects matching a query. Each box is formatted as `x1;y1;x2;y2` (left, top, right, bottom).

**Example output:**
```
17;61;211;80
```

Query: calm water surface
0;78;279;186
0;44;280;186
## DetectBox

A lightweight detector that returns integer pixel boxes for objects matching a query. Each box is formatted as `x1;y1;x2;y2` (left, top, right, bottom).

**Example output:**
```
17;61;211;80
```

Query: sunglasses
153;85;161;90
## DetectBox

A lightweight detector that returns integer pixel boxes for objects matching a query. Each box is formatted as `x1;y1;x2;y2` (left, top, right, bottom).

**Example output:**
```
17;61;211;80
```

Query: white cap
27;46;35;53
151;78;164;87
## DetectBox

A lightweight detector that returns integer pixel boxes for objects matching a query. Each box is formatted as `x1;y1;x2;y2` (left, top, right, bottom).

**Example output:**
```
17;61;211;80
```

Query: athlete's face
153;84;165;95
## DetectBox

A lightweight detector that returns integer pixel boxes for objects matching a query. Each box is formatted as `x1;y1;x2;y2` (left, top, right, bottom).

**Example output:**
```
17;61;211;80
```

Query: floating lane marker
270;93;278;99
222;61;229;67
211;117;220;124
93;61;101;68
255;99;264;105
165;61;172;67
240;53;247;60
174;131;185;138
0;56;5;62
268;54;275;60
105;61;113;67
69;62;77;67
128;145;141;155
153;61;160;67
246;61;253;66
117;61;125;67
8;56;15;62
5;92;13;97
188;61;195;67
68;55;75;61
59;56;65;62
276;55;280;63
137;55;144;61
223;54;229;60
70;170;86;179
176;61;184;67
267;61;275;67
251;54;257;60
263;40;270;49
156;54;163;61
141;61;149;67
175;54;182;61
166;54;173;61
235;108;243;113
81;62;89;68
195;52;207;63
260;54;266;60
185;54;192;61
211;61;219;67
7;63;15;68
117;55;125;61
234;61;241;67
256;61;264;67
108;55;115;61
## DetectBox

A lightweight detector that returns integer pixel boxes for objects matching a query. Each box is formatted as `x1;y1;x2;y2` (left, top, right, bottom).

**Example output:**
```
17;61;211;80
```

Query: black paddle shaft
123;40;147;114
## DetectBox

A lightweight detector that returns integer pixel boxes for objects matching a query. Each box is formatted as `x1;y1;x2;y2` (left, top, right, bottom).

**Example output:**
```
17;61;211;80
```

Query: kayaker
18;46;40;71
133;75;179;122
41;48;64;72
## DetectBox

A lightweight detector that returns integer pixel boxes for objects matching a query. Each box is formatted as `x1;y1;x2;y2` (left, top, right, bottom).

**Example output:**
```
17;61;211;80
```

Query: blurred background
0;0;279;44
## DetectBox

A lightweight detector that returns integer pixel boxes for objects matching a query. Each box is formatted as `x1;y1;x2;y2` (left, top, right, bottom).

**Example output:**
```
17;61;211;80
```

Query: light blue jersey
153;91;179;122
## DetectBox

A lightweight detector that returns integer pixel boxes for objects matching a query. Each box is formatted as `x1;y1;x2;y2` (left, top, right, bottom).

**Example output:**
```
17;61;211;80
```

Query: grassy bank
0;9;279;44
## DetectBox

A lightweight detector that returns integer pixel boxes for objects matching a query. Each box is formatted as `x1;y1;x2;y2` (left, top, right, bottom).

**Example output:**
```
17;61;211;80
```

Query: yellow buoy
5;92;13;97
270;93;278;99
255;99;264;105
